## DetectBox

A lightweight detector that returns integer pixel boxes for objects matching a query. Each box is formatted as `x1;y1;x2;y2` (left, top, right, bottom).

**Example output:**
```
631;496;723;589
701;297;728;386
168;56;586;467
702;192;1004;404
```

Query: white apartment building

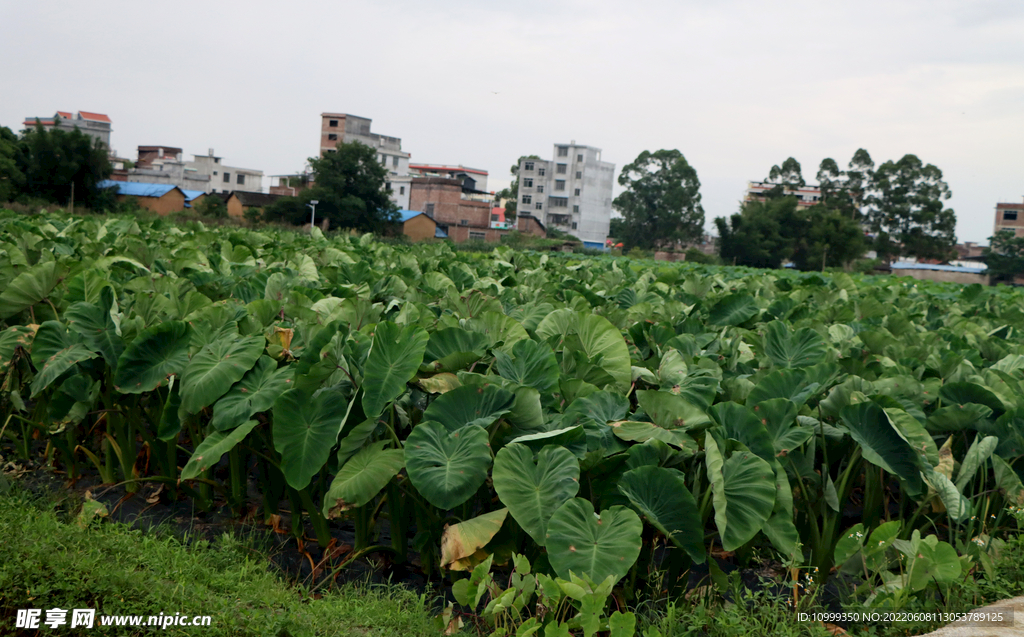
189;150;264;195
321;113;411;209
517;143;615;248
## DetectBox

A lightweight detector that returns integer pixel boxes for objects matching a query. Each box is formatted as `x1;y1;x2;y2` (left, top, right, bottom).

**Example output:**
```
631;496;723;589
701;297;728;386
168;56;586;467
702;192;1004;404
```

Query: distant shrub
684;248;720;264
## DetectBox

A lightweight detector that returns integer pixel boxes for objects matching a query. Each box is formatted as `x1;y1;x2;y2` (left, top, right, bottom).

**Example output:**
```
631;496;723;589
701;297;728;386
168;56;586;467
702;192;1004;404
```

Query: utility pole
822;244;828;272
69;182;74;215
307;200;319;232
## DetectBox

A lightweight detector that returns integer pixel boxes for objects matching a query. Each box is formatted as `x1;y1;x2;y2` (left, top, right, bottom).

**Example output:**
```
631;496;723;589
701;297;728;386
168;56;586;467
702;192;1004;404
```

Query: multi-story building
188;150;264;194
408;177;545;243
22;110;113;148
129;146;263;194
409;164;488;193
745;181;822;207
517;143;615;249
995;198;1024;238
320;113;411;209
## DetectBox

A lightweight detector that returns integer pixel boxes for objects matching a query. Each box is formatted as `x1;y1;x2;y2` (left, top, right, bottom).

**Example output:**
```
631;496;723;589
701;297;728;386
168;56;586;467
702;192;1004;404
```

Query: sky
2;0;1022;243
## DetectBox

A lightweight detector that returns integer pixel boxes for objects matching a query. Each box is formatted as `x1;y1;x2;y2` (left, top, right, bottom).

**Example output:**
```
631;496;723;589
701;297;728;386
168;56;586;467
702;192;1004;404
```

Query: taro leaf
0;260;60;319
610;421;697;453
536;309;632;392
705;433;776;551
441;508;509;571
273;388;349;490
955;435;998;491
492;443;580;545
493;338;560;392
158;379;183;441
29;323;98;397
506;386;545;431
711;401;774;463
545;499;642;584
0;325;37;373
921;469;969;522
65;286;123;370
335;417;378;467
180;335;265;415
926;403;993;432
884;408;938;467
840;402;924;496
211;355;294;431
617;466;705;563
466;311;530;353
361;321;429;420
416;372;461;394
940;382;1010;415
761;463;801;561
636;390;711;431
114;321;192;394
992;455;1024;506
508;425;587;458
423;383;515;431
181;420;259;480
763;320;826;368
323;441;405;517
420;327;487;373
564;391;629;424
707;293;758;327
747;369;819;407
911;539;961;589
755;398;812;456
404;421;491;510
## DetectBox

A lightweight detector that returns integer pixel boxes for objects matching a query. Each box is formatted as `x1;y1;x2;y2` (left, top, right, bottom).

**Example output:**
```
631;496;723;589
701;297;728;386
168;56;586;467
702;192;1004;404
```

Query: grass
0;484;443;636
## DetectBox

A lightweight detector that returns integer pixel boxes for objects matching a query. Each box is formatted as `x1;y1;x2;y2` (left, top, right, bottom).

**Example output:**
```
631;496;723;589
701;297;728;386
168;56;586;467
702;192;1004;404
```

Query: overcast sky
2;0;1021;243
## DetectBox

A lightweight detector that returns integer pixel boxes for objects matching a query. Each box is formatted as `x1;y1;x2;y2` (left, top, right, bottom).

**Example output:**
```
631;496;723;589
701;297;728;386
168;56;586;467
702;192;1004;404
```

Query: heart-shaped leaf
404;421;491;510
64;286;123;370
114;321;192;394
421;327;487;373
361;321;429;419
423;383;516;431
273;388;350;490
705;433;776;551
763;320;826;368
0;260;60;319
323;441;405;517
494;339;560;392
618;466;705;563
840;402;923;495
545;498;642;584
492;443;580;545
181;420;259;480
211;355;294;431
180;335;265;414
636;390;710;431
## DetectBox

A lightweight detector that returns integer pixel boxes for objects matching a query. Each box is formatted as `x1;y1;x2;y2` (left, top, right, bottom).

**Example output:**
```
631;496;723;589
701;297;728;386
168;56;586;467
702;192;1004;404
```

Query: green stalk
387;482;408;564
299;486;332;548
286;487;305;540
354;503;372;551
229;446;246;516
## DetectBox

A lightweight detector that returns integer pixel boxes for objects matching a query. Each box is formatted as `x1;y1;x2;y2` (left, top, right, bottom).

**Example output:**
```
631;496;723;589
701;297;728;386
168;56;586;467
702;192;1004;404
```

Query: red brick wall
410;177;491;228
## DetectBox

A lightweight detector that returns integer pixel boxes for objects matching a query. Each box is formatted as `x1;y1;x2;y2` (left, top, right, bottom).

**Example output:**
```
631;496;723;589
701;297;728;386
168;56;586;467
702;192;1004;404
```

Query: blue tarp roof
98;180;181;199
891;263;988;274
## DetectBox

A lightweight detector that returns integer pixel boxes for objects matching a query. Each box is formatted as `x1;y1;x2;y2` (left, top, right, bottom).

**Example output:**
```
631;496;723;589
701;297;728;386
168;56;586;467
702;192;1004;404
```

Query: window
538;168;546;176
577;154;583;162
550;214;571;225
572;222;577;230
400;186;405;195
425;203;435;217
329;119;338;127
393;156;399;167
576;171;582;179
491;213;499;221
535;202;543;210
386;182;392;190
555;180;566;191
213;171;218;176
460;219;469;226
523;178;533;188
573;205;579;213
380;154;386;164
1005;211;1019;221
328;133;338;141
522;195;532;204
556;164;567;174
237;174;245;185
574;188;581;196
550;197;568;208
223;172;230;183
470;231;486;240
328;149;337;153
537;185;544;193
557;146;568;157
524;161;534;171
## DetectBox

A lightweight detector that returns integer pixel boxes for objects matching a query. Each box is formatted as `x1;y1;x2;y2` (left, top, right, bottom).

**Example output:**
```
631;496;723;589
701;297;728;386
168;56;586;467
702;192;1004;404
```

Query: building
98;180;188;215
408;177;546;243
220;191;283;219
22;111;112;148
995;198;1024;238
188;150;264;195
269;174;311;197
409;164;488;193
399;210;448;242
745;181;823;208
320;113;411;209
516;143;615;249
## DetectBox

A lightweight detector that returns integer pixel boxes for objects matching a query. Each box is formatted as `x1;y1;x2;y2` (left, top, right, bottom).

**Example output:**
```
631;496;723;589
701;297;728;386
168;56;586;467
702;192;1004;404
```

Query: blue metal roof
98;180;180;199
435;227;448;238
891;263;988;274
398;209;427;223
180;189;205;202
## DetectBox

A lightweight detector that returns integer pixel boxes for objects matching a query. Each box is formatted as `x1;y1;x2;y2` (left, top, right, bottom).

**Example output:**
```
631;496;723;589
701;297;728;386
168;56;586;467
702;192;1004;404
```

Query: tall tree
494;155;541;222
865;154;956;263
0;126;24;202
264;141;398;232
815;158;843;206
843;148;875;220
764;157;805;198
19;119;112;209
983;230;1024;283
613;149;704;250
716;197;798;269
790;205;865;271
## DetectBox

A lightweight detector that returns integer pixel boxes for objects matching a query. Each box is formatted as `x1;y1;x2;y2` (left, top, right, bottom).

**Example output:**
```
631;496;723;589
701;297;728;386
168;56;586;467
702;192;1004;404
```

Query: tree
789;205;865;271
196;195;228;219
18;119;112;209
0;126;24;202
613;149;704;251
763;157;805;198
715;197;797;269
864;154;956;263
843;148;875;219
264;141;398;232
494;155;541;222
608;216;626;239
984;230;1024;283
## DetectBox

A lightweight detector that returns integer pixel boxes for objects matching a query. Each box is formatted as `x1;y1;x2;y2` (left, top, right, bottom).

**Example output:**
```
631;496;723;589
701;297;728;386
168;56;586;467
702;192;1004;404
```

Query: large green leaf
564;390;629;424
763;320;826;368
420;327;487;373
536;309;632;392
273;388;350;490
423;383;516;431
181;420;259;480
636;390;711;431
711;401;775;462
955;435;998;491
180;335;265;414
29;321;97;397
0;324;37;373
840;402;924;495
705;433;776;551
707;293;758;326
494;338;560;392
404;421;491;510
618;466;705;563
361;321;429;419
211;356;294;431
64;286;123;370
609;421;697;452
755;398;813;456
492;443;580;545
746;369;819;407
0;260;60;319
940;382;1010;414
545;499;642;584
441;508;509;571
323;441;405;516
114;321;192;394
